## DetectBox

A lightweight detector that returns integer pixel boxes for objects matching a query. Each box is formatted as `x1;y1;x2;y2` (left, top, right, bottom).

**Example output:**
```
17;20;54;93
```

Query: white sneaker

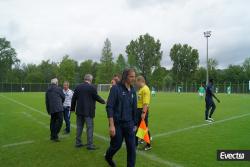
144;145;152;151
205;119;213;123
208;117;214;121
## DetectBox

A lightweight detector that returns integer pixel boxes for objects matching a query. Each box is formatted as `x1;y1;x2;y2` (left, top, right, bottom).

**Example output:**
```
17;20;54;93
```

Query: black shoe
87;145;99;150
64;129;70;134
105;155;116;167
75;144;87;148
64;131;70;134
51;138;60;142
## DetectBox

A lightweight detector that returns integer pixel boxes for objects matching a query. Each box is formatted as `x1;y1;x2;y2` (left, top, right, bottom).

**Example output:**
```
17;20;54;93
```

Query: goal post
97;84;112;92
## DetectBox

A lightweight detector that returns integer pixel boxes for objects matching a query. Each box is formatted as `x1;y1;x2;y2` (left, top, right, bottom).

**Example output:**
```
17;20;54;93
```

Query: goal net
97;84;112;92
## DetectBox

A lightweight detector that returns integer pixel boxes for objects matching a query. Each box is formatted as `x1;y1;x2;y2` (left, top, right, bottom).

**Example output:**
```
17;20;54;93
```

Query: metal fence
160;82;250;94
0;82;249;94
0;83;78;92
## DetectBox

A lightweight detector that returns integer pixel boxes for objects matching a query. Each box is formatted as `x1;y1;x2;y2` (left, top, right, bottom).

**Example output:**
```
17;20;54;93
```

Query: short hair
63;81;69;85
51;78;58;85
209;79;214;83
113;74;121;83
136;76;145;83
84;74;93;82
113;74;120;79
121;68;135;84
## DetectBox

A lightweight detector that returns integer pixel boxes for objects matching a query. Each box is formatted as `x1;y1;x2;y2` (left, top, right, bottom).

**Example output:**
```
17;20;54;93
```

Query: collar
118;82;134;92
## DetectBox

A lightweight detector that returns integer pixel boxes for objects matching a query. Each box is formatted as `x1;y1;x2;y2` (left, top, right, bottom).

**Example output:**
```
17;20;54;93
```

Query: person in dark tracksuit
105;68;137;167
45;78;65;142
205;79;220;123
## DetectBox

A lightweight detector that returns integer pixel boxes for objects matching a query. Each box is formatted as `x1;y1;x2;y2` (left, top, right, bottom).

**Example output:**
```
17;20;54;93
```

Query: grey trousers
76;115;94;147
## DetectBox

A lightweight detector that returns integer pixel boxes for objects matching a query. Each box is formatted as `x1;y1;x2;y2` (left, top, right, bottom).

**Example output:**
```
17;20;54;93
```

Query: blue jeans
63;106;71;132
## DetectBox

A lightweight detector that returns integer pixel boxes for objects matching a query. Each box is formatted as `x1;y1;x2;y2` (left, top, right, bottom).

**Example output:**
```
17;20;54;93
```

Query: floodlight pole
204;31;211;85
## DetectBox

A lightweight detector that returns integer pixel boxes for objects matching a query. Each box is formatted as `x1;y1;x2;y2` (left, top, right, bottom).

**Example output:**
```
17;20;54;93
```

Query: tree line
0;34;250;90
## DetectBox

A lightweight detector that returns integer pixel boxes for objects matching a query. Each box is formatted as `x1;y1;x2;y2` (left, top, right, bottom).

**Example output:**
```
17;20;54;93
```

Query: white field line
153;112;250;139
21;112;49;129
0;94;182;167
2;140;35;148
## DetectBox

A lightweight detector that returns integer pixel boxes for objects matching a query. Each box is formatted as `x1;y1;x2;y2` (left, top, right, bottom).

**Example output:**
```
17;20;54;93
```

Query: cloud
0;0;249;68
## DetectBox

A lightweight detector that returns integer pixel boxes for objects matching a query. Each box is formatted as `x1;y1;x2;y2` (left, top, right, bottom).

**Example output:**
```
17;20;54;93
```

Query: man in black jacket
45;78;65;142
71;74;105;150
105;68;137;167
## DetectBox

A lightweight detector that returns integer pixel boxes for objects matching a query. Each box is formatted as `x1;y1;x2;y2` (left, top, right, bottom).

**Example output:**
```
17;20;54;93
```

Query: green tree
243;57;250;79
7;63;25;83
96;38;114;83
170;44;199;82
115;54;127;74
38;60;58;83
194;67;206;83
126;33;162;82
0;38;20;82
23;64;44;83
151;67;168;90
78;60;99;83
225;65;246;83
208;58;218;71
58;55;77;84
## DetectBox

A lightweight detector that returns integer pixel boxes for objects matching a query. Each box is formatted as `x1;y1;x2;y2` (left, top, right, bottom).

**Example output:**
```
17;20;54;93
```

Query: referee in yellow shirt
135;76;152;151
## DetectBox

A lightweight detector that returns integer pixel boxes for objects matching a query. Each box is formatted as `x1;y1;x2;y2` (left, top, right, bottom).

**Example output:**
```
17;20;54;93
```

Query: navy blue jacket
205;83;213;101
71;82;105;118
106;83;137;125
45;84;65;114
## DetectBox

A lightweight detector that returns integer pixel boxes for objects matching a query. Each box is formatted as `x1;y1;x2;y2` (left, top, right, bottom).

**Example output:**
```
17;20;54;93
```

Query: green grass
0;92;250;167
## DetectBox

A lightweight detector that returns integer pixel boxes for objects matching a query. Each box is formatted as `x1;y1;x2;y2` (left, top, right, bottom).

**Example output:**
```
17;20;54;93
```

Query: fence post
243;82;245;94
185;81;187;93
237;81;240;93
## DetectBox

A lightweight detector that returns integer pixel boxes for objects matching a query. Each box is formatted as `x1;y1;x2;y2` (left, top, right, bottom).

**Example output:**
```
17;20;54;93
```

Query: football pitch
0;92;250;167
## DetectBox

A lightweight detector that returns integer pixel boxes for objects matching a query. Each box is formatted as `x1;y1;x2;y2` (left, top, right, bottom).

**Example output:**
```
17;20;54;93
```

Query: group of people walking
45;68;220;167
45;68;152;167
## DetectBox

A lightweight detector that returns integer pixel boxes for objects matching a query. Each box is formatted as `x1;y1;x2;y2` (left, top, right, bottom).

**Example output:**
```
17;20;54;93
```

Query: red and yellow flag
136;120;150;144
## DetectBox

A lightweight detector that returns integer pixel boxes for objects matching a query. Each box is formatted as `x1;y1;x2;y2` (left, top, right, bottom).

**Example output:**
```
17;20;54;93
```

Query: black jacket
71;82;105;118
45;84;65;114
106;83;137;124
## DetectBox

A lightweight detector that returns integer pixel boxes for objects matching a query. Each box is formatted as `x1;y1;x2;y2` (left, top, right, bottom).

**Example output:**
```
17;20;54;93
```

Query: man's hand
141;113;146;120
109;125;116;137
133;126;137;132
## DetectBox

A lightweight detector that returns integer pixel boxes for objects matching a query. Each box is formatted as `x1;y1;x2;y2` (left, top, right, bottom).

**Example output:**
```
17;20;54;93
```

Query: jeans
63;106;71;132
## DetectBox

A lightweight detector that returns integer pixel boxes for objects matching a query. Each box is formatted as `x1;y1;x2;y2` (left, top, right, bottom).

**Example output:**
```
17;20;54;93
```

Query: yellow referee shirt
137;85;151;108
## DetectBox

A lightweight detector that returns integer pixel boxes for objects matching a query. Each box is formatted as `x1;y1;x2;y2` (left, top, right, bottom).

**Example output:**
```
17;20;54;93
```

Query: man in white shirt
63;81;74;134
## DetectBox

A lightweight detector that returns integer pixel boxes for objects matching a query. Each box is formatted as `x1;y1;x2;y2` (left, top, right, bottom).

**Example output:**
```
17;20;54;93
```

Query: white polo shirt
63;89;74;107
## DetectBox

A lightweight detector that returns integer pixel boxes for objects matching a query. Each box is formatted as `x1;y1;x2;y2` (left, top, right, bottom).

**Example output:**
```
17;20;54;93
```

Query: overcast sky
0;0;249;69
